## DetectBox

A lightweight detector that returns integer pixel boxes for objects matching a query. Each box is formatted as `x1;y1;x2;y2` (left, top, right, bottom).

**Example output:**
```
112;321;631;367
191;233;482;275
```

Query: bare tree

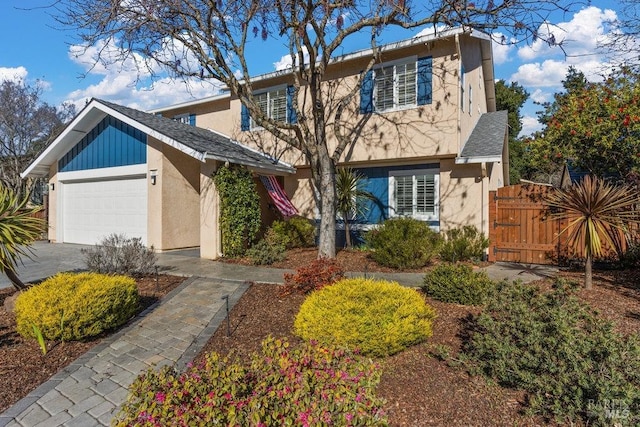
0;80;75;201
56;0;577;258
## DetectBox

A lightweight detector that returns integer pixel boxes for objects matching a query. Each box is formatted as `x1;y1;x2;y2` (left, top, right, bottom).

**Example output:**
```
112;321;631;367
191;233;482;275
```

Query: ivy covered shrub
270;216;316;249
281;257;345;295
82;233;156;275
365;217;441;269
212;165;261;257
294;278;436;357
439;225;489;262
462;280;640;425
15;272;139;341
246;229;286;265
114;337;387;426
422;263;495;305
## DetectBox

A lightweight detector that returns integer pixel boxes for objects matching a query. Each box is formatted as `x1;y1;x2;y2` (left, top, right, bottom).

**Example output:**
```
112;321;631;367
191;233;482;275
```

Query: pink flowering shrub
113;337;387;426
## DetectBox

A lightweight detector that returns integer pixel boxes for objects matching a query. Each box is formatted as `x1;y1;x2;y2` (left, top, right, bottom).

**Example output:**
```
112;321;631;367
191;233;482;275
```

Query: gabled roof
456;110;508;164
22;98;295;178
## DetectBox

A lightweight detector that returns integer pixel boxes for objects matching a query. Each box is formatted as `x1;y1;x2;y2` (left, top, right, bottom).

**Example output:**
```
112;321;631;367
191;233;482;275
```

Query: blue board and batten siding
58;116;147;172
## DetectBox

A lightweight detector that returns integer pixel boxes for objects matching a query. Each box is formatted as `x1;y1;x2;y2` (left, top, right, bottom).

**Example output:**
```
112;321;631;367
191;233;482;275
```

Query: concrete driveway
0;241;90;290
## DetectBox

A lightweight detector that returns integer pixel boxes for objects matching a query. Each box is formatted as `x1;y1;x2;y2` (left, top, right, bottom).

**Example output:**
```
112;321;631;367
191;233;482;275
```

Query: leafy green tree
0;186;45;291
57;0;578;258
528;68;640;182
335;167;375;248
495;80;529;183
545;176;640;289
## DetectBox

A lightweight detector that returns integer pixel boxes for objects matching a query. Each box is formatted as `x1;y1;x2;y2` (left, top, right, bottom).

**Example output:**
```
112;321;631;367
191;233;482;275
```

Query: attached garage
21;98;295;257
60;176;147;245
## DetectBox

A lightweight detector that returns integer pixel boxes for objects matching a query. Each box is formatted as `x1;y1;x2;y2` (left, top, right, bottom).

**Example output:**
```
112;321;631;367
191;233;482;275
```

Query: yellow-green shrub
294;278;436;357
15;272;139;341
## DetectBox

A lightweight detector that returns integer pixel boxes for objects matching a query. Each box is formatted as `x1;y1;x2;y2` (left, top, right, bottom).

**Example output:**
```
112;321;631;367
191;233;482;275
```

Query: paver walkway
0;277;249;427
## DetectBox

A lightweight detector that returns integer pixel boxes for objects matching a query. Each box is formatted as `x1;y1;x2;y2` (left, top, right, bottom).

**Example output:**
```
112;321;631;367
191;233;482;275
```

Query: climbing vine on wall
212;165;261;257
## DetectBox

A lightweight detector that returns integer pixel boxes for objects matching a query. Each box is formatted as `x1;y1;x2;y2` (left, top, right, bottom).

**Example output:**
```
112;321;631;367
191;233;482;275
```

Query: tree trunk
343;211;352;249
584;253;593;290
316;155;337;259
5;268;29;292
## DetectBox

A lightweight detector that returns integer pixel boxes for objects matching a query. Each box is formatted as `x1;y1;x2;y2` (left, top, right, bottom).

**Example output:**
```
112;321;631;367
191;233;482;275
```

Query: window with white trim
251;88;287;129
374;60;417;112
389;169;439;221
174;114;190;124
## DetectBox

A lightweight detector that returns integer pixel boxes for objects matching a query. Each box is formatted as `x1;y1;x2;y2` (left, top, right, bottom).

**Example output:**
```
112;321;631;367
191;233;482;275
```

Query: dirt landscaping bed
0;274;185;414
199;254;640;426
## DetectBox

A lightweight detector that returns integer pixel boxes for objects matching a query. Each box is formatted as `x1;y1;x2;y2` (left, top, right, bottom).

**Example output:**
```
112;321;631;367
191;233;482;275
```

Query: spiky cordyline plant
0;185;45;291
545;175;640;289
335;167;376;249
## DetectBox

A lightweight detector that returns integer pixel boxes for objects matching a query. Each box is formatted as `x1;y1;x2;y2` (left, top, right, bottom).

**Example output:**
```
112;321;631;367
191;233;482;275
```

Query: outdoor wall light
150;169;158;185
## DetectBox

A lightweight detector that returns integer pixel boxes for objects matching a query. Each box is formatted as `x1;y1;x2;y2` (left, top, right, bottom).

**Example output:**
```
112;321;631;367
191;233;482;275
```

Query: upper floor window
360;56;432;114
374;61;417;111
241;85;297;131
174;114;195;126
252;88;287;128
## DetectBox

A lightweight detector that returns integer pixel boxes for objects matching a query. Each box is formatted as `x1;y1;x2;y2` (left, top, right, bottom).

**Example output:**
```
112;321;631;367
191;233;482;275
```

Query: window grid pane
396;62;416;107
395;175;413;216
415;174;435;214
270;89;287;122
375;67;394;111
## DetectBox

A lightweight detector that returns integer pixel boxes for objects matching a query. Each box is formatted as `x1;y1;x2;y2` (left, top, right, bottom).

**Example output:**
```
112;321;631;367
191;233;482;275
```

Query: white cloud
520;115;543;137
517;6;618;62
510;60;569;88
491;33;516;65
0;66;28;83
65;38;223;111
530;89;548;104
274;46;310;71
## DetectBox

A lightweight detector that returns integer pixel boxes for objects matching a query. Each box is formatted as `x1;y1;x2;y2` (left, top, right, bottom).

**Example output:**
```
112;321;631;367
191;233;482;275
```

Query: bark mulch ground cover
0;274;185;414
203;249;640;426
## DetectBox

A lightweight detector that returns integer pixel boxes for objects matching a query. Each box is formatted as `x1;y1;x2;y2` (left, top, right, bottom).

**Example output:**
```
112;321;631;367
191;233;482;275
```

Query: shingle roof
97;99;294;174
457;110;508;163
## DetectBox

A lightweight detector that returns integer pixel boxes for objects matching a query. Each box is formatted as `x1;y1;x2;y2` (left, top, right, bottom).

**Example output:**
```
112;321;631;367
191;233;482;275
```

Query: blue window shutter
417;56;433;106
189;113;196;126
241;103;250;131
286;85;297;124
359;70;374;114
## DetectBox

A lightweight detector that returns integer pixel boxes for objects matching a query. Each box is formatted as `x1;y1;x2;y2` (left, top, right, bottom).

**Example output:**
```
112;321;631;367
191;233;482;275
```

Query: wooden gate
488;184;564;265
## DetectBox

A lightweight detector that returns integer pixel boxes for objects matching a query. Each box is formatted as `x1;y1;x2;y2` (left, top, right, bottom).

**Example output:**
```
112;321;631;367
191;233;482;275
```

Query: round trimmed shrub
15;272;139;341
270;216;316;249
365;217;442;269
294;278;436;357
422;263;496;305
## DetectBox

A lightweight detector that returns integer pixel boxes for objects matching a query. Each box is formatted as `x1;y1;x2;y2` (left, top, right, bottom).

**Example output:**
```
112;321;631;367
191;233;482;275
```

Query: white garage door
61;177;147;245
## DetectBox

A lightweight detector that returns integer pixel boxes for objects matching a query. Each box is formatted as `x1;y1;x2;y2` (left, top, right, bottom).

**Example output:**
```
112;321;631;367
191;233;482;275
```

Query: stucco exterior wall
193;35;491;168
147;138;200;250
200;160;220;259
47;163;58;242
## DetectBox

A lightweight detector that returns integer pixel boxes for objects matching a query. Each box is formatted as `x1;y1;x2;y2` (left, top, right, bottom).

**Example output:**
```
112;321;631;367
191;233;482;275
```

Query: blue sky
0;1;624;135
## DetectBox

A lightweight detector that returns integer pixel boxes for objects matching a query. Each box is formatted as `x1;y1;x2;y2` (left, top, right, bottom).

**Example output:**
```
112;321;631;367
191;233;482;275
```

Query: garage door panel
62;177;147;245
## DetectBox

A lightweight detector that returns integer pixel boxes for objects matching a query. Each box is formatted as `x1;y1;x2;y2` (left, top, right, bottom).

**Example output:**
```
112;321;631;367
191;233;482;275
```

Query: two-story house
22;27;508;259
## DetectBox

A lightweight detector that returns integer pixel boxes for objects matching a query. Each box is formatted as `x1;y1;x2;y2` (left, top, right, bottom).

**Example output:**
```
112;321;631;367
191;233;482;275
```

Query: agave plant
335;167;376;248
545;175;640;289
0;185;45;291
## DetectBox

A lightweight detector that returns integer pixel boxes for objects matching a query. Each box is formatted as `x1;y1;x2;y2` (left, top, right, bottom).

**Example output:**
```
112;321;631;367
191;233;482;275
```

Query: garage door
61;176;147;245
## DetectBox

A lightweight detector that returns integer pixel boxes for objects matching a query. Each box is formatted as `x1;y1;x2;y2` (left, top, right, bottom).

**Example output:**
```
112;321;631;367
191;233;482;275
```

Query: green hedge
423;263;495;305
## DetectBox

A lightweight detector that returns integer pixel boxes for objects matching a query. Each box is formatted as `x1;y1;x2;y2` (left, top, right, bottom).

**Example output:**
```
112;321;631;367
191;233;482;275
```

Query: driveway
0;241;90;290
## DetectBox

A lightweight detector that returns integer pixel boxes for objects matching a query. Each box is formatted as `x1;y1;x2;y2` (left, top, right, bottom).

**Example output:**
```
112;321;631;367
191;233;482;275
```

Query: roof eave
455;155;503;165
